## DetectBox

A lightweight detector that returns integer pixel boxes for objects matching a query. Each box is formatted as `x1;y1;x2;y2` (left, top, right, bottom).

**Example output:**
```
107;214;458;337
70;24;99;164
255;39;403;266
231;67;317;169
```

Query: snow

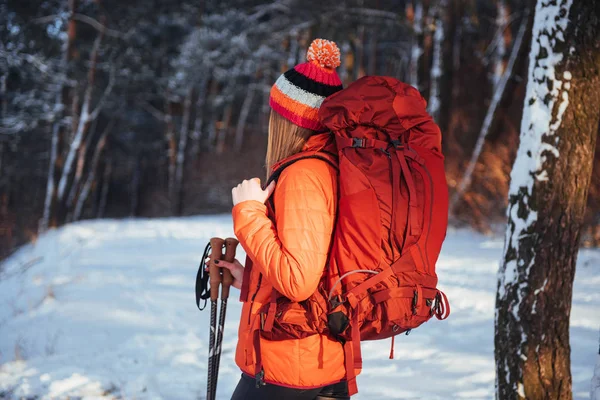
0;219;598;400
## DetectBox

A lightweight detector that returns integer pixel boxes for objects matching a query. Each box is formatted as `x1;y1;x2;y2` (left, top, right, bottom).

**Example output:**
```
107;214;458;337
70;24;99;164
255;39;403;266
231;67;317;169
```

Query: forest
1;0;597;260
1;1;599;399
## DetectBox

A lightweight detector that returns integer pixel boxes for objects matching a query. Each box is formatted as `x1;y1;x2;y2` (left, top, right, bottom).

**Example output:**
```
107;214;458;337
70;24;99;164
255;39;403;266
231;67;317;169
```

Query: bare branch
140;101;170;123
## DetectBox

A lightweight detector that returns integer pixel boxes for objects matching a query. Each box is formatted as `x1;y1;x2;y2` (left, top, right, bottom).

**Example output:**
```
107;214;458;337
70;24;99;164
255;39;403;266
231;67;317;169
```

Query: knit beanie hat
269;38;343;132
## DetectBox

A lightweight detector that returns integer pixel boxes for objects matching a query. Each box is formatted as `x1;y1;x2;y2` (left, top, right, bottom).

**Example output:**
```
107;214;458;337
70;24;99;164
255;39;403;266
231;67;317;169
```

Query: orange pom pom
306;39;341;69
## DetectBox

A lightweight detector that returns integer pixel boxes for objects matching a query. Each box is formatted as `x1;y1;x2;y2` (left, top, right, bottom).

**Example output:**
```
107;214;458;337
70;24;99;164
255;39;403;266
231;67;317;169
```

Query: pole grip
209;237;225;301
221;237;239;299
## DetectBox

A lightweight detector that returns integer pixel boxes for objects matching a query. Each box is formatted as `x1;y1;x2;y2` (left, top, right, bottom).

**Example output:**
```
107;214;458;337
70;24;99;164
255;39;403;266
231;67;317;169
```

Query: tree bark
495;1;600;399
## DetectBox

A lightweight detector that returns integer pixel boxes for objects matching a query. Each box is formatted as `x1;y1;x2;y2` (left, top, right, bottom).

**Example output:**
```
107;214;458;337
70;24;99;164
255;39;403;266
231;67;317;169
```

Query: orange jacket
232;133;346;388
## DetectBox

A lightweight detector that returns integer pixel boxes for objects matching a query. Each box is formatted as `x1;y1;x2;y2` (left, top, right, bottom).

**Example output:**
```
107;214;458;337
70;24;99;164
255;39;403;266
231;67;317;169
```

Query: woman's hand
214;258;244;290
232;178;276;206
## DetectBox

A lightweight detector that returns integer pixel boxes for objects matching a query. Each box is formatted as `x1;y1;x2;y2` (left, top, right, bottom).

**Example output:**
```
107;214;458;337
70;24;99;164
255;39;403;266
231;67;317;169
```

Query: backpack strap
239;256;253;302
338;248;420;396
249;149;339;388
265;151;339;188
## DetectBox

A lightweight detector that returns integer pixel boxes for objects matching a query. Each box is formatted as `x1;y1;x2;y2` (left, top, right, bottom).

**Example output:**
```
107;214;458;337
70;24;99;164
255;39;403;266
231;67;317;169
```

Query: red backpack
257;76;450;395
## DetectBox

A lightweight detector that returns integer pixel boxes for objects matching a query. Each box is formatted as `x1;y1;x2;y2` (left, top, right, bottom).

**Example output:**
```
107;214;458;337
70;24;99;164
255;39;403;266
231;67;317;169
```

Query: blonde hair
265;111;315;179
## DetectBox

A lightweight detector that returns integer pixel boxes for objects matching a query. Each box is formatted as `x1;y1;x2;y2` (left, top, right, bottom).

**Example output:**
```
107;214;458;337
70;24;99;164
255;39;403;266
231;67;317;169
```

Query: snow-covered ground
0;216;598;400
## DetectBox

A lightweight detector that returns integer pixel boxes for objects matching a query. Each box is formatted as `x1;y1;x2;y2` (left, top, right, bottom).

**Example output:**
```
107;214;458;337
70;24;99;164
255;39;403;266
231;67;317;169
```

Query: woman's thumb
216;259;233;269
264;180;276;199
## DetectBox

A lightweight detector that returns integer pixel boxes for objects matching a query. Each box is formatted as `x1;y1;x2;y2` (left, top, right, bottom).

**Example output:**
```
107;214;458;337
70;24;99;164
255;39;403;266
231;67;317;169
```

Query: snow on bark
496;0;573;397
500;0;572;295
450;13;528;210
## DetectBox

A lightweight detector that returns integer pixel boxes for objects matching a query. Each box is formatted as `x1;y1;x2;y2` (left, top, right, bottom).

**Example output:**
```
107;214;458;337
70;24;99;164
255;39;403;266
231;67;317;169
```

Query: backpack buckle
352;138;365;148
390;139;404;149
329;295;344;309
255;369;266;388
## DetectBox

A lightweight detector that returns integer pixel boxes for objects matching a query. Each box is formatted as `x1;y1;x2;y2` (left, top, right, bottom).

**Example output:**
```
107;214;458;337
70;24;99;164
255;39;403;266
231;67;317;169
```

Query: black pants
231;373;350;400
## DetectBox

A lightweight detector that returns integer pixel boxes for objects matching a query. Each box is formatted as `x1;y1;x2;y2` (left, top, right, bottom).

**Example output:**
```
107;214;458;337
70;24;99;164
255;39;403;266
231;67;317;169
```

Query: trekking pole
210;237;239;400
206;237;224;400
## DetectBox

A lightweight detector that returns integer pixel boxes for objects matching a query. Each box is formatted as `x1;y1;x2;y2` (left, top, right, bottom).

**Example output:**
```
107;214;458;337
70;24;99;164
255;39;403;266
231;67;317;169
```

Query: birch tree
495;0;600;399
427;0;445;122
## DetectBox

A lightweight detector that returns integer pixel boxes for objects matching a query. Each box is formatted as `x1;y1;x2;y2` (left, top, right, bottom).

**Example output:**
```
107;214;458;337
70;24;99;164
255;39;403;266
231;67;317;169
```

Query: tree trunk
495;0;600;399
355;25;366;79
174;88;193;215
408;0;423;89
57;25;104;203
165;101;176;212
592;331;600;400
215;102;233;155
130;155;141;217
189;75;209;159
73;124;109;221
97;156;111;219
67;116;98;211
491;0;510;90
234;88;255;152
39;0;78;233
427;0;445;121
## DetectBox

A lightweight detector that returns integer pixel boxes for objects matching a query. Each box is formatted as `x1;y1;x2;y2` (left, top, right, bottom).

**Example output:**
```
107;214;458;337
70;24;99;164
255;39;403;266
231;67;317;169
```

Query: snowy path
0;216;598;399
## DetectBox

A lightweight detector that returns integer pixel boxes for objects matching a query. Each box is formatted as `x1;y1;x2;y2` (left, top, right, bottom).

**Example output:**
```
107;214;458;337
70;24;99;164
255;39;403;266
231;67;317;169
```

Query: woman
218;39;350;399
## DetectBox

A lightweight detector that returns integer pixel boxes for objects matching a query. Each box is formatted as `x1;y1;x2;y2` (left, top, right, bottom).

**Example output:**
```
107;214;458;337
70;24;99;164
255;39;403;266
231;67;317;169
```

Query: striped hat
269;39;343;132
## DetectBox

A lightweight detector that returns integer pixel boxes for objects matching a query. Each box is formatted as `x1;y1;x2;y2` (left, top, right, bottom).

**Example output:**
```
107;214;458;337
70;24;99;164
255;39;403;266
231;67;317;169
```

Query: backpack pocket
360;285;437;340
259;292;328;341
